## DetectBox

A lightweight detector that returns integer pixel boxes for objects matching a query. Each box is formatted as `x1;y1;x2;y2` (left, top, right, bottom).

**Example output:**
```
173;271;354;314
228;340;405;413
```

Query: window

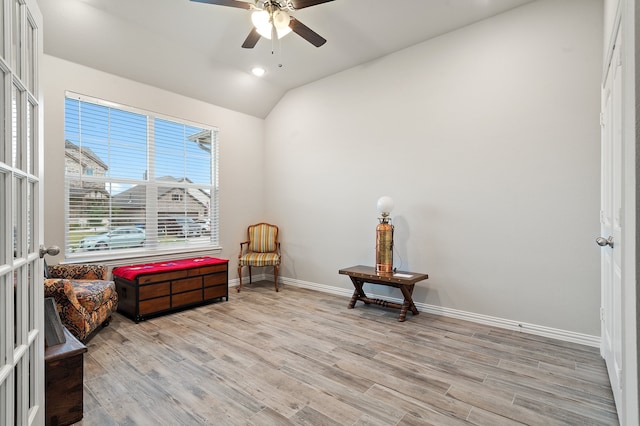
64;92;219;258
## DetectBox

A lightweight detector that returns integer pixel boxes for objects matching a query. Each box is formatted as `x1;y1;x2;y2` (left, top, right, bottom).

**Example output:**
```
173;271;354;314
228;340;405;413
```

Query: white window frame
63;92;220;261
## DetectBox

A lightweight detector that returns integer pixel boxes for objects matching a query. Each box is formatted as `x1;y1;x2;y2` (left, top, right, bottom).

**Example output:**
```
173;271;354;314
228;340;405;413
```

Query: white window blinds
64;92;219;258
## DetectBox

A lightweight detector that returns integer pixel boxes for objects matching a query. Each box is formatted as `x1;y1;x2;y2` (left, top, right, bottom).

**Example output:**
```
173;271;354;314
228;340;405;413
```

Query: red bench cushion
113;257;228;281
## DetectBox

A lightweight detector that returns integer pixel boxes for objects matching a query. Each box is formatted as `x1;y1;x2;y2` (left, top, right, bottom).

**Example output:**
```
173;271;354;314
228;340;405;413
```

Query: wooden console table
45;327;87;426
113;257;228;322
339;265;428;322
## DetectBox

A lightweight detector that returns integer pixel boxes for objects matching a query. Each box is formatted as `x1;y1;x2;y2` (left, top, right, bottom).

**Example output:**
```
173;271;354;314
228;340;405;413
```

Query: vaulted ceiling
39;0;535;118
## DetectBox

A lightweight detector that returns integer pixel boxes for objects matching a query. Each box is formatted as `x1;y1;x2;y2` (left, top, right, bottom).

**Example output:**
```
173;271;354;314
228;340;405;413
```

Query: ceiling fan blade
190;0;252;10
289;18;327;47
289;0;334;10
241;28;261;48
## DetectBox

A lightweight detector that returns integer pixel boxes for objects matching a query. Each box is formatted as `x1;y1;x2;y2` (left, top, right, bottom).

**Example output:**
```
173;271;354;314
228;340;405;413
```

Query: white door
0;0;44;424
600;29;623;413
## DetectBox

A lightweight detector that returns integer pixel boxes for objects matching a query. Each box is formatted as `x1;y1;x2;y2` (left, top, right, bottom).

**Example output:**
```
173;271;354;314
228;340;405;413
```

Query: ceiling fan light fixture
255;24;291;40
256;25;272;39
276;26;292;39
252;7;292;40
273;10;290;30
251;10;269;28
192;0;332;49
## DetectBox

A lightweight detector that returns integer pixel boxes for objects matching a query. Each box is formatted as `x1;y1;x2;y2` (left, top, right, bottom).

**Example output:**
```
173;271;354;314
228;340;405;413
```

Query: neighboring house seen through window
64;92;219;258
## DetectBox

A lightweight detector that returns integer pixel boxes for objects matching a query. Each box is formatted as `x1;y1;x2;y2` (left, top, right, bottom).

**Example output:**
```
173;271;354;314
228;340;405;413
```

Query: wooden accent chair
238;223;281;292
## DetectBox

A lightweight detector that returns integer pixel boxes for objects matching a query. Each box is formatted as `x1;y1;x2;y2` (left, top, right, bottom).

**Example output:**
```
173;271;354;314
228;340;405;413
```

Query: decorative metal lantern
375;196;395;274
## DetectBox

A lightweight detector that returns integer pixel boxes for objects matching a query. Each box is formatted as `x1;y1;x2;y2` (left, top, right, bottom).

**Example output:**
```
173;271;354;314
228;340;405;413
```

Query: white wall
264;0;604;337
43;55;266;266
42;0;604;340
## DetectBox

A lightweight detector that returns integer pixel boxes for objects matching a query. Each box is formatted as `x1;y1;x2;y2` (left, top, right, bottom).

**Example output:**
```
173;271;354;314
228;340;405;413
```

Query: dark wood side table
45;327;87;426
339;265;429;321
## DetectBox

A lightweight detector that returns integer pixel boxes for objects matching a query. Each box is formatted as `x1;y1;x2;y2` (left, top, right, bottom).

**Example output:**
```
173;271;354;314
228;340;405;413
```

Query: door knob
596;236;614;248
39;245;60;258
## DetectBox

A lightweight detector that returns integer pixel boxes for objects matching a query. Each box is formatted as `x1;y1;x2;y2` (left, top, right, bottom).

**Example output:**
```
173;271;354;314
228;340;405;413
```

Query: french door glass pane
29;344;36;412
28;262;34;330
27;180;33;253
0;0;5;60
11;83;16;167
27;98;34;174
13;268;19;345
0;74;4;164
0;373;5;422
26;14;35;92
0;275;5;365
13;176;23;259
0;172;5;261
11;0;20;77
15;357;25;424
12;83;22;169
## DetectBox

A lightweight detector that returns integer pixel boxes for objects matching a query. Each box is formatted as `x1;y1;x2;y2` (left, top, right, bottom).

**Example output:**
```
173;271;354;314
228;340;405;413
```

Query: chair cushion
71;280;117;312
239;252;281;267
248;224;277;253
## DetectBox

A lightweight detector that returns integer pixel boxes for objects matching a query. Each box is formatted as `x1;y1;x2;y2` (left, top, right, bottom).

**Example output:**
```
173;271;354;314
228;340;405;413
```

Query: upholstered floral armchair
44;264;118;341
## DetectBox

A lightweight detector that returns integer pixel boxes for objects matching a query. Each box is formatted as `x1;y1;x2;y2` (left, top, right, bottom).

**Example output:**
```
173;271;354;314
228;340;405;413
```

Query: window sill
62;246;224;268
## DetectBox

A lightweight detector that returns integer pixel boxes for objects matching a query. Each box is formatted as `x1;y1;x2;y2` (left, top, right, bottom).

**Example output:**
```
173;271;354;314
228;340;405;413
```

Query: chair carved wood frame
238;223;281;292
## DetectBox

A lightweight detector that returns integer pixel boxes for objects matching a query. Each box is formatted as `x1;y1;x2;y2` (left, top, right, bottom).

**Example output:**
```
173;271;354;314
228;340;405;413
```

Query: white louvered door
600;28;623;414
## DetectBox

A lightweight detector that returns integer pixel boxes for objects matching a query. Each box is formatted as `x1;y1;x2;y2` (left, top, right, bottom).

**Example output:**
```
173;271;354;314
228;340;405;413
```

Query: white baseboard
418;303;600;348
259;275;600;348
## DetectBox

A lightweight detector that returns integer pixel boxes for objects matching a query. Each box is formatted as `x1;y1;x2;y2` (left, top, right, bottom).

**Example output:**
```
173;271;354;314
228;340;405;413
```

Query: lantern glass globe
377;196;394;217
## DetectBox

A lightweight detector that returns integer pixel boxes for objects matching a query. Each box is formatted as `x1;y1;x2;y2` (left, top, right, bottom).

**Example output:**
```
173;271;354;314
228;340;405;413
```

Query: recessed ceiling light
252;67;266;77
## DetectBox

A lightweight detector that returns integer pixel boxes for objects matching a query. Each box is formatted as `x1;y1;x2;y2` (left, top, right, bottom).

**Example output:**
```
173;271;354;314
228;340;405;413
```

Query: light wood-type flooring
76;282;618;425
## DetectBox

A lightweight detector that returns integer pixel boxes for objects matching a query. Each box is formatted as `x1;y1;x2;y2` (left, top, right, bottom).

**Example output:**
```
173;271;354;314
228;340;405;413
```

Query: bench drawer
140;296;170;314
139;282;170;300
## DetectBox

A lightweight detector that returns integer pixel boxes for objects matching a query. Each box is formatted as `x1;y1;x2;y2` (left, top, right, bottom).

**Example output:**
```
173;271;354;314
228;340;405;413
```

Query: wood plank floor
76;282;619;425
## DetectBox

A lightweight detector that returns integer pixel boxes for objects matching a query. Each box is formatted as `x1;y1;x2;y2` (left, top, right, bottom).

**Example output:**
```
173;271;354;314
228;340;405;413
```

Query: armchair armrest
44;278;92;340
44;278;88;316
238;240;250;257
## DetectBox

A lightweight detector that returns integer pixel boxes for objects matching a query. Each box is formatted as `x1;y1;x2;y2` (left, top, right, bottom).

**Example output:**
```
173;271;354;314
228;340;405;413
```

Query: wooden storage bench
112;257;228;322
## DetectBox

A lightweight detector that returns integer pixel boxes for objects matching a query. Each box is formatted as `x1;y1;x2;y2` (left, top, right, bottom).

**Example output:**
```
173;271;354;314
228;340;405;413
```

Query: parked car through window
78;226;146;251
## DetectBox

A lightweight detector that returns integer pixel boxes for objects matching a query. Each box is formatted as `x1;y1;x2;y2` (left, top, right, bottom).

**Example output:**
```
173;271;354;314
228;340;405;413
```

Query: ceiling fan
191;0;334;48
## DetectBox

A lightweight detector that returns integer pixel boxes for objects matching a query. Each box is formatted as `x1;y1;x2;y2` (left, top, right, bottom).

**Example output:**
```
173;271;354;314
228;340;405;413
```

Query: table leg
398;284;419;322
348;277;368;309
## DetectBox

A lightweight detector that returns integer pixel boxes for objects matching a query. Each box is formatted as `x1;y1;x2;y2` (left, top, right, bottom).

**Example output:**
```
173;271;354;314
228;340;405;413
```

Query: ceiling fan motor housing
260;1;294;11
